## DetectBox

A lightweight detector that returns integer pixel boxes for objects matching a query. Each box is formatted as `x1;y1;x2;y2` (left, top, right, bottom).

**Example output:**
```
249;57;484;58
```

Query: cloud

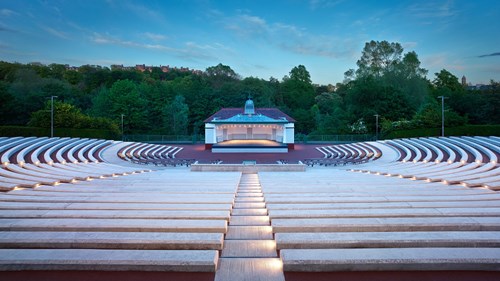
40;25;69;39
0;9;18;16
123;2;166;24
309;0;345;10
222;13;356;59
90;32;222;61
478;52;500;58
408;1;458;19
143;32;167;41
402;42;418;49
225;14;268;38
407;0;459;30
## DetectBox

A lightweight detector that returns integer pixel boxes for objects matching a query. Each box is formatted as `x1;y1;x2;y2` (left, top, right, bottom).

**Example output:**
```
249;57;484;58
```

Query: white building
204;98;295;152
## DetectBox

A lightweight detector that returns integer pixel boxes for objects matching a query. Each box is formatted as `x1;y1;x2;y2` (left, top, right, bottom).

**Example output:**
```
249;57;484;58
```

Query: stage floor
213;140;286;148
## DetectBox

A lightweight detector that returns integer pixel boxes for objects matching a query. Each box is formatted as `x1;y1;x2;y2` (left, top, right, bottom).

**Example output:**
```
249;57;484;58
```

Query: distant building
462;75;467;87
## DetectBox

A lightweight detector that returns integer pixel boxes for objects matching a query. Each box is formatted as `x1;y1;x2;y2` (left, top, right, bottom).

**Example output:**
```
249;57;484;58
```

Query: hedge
0;126;119;140
384;125;500;139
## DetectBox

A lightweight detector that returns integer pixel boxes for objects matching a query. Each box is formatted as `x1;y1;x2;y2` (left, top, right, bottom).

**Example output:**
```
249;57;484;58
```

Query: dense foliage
0;41;498;137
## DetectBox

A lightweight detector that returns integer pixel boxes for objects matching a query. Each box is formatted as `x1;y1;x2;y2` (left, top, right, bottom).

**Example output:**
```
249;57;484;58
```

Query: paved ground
175;144;322;164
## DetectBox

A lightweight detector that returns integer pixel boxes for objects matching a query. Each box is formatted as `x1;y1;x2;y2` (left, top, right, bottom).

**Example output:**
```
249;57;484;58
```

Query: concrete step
233;202;266;209
280;248;500;271
0;218;227;233
0;231;224;250
0;210;230;220
237;188;262;192
0;249;219;272
225;226;273;240
236;193;263;197
0;202;233;210
232;209;268;216
272;217;500;232
230;216;270;226
276;231;500;249
0;194;234;204
214;258;284;281
268;208;500;219
266;201;500;210
234;197;265;202
221;240;277;257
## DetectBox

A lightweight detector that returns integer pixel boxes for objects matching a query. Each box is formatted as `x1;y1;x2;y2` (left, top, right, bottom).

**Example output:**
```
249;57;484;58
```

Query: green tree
163;95;189;135
356;40;403;77
205;63;240;89
289;65;312;84
90;80;148;133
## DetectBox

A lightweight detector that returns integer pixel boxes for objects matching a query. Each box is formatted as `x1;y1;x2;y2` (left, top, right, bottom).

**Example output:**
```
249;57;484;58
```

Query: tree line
0;40;498;137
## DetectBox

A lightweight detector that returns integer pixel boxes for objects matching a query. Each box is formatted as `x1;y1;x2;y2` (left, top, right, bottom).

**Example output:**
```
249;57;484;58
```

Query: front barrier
297;134;376;143
123;134;376;144
123;134;205;144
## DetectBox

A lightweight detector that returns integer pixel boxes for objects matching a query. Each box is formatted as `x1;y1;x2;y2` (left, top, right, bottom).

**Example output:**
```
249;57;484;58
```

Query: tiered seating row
117;142;194;166
0;137;150;191
352;136;499;191
0;170;241;277
307;142;382;166
258;170;500;277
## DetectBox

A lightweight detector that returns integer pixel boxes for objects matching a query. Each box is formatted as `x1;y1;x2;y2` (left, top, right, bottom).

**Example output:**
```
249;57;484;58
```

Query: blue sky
1;0;499;85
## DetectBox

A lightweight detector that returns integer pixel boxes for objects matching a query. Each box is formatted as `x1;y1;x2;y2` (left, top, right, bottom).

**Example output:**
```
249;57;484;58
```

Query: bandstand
204;98;295;153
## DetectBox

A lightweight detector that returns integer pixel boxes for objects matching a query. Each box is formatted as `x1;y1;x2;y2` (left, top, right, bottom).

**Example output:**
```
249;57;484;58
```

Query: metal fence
123;134;205;143
123;134;376;144
296;134;376;143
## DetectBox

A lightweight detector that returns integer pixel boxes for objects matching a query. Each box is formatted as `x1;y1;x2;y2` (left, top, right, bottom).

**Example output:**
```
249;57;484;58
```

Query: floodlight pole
50;96;58;138
437;96;447;137
374;114;379;140
121;114;125;141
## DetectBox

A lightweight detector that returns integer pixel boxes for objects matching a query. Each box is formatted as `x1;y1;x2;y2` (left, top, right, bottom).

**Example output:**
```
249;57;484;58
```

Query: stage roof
204;108;295;123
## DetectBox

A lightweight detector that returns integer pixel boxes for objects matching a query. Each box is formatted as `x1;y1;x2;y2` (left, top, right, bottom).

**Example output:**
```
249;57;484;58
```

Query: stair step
225;226;273;240
214;258;284;281
230;216;270;226
221;240;277;258
232;209;268;216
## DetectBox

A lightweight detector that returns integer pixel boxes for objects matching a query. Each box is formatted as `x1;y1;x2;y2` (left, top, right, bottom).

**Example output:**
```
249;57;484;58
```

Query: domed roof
244;98;255;115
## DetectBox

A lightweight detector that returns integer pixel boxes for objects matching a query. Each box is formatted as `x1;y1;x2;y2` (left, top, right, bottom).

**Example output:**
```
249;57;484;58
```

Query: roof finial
244;95;255;115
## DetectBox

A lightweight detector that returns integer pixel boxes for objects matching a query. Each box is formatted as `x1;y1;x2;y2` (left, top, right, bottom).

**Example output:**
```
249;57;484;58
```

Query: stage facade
204;98;295;153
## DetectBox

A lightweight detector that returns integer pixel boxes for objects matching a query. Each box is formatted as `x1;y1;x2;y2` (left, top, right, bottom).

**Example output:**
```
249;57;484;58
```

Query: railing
123;134;205;143
297;134;376;143
123;134;376;144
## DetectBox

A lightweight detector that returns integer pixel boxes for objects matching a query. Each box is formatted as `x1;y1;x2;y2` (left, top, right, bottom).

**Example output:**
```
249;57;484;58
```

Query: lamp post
50;96;58;138
437;96;448;137
121;114;125;141
374;114;379;140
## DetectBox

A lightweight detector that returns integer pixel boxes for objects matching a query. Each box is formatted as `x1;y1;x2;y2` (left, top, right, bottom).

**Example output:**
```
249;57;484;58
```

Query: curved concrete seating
281;248;500;271
276;231;500;249
117;142;189;166
0;249;219;272
0;231;224;250
310;141;380;167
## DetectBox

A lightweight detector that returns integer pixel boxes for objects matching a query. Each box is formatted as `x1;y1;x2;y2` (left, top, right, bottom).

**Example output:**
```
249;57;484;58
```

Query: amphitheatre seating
117;142;191;166
259;168;500;277
350;136;500;191
309;142;380;166
1;135;499;279
0;137;151;191
0;161;240;277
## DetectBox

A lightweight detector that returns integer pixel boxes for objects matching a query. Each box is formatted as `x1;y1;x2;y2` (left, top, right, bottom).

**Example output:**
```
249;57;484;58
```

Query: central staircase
215;172;285;281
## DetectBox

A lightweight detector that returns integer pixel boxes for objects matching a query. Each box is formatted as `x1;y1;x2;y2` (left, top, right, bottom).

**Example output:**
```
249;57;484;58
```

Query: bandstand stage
204;98;295;153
